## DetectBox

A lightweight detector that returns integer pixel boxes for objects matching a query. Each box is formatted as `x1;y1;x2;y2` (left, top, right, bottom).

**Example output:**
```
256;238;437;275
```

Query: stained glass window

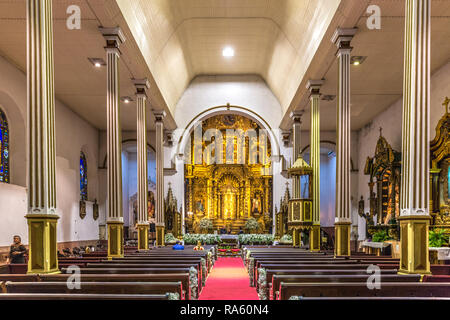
80;151;88;200
0;109;9;183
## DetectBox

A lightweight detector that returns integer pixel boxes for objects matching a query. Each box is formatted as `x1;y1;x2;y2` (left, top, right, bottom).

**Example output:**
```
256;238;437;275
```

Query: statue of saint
196;199;205;214
147;191;155;220
252;197;261;214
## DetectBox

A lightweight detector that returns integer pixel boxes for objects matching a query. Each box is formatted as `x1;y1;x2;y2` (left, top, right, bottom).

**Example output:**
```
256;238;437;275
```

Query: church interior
0;0;449;303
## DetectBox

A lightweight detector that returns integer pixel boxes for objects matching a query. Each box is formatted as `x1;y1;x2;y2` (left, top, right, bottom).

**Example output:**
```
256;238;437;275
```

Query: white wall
0;55;100;246
356;62;450;240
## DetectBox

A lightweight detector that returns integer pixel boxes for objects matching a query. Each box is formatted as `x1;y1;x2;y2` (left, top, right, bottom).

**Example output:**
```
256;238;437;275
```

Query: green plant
244;218;260;232
371;230;390;242
429;229;449;248
199;218;213;232
165;233;177;244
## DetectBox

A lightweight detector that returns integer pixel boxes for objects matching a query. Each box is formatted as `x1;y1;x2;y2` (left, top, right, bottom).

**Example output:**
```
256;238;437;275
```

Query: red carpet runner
199;257;259;300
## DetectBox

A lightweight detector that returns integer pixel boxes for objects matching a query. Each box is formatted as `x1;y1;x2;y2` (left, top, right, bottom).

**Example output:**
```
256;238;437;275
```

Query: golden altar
184;114;273;234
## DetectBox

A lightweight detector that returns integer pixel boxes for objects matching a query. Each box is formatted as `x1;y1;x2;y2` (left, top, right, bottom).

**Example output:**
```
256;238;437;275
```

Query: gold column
331;28;357;257
307;80;324;252
398;0;431;275
154;110;166;246
26;0;59;274
100;27;126;259
134;79;150;250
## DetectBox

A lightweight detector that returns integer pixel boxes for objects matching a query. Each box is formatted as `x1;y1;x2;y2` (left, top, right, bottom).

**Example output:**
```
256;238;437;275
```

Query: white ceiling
115;0;341;116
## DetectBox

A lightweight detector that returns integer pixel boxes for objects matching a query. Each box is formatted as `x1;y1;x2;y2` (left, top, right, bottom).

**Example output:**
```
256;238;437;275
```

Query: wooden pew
278;282;450;300
5;281;184;300
61;267;200;299
257;268;399;299
0;293;171;300
39;273;192;300
271;274;421;300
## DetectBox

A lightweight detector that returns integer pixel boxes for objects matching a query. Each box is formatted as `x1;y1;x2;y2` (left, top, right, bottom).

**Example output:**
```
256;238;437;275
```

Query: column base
156;226;165;246
310;225;321;252
137;224;149;250
107;221;124;259
397;215;431;275
26;214;60;274
335;222;351;257
292;229;301;247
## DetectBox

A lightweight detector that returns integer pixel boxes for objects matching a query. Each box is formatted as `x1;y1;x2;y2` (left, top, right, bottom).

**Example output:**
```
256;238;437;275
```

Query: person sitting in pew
172;240;184;251
193;241;204;251
6;235;27;264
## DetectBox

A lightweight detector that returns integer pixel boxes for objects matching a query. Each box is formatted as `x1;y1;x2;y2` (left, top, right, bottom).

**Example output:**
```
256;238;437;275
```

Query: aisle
199;257;259;300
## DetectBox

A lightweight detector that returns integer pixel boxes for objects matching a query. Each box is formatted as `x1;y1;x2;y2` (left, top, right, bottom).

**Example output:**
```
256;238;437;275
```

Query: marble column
398;0;431;275
307;80;324;252
331;28;357;257
290;111;303;199
100;27;126;258
26;0;59;274
134;79;150;250
154;110;166;246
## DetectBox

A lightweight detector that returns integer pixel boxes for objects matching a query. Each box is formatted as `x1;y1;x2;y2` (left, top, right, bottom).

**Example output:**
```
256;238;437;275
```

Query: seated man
172;240;184;250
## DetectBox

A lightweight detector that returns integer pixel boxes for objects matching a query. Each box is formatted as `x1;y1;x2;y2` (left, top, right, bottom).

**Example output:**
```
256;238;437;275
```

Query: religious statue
148;191;155;220
252;197;261;214
196;199;205;214
93;199;99;220
79;200;86;219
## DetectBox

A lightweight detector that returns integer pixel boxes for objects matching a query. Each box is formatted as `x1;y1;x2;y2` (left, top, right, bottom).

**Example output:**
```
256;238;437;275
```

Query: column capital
281;130;291;147
331;27;357;50
153;110;166;122
133;78;150;98
99;26;126;50
290;111;304;123
164;130;174;147
306;79;325;97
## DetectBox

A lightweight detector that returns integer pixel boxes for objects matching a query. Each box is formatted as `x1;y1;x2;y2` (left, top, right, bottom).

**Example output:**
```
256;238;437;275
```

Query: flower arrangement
279;234;293;244
238;234;274;245
244;218;260;232
199;218;214;233
164;233;177;244
183;233;221;245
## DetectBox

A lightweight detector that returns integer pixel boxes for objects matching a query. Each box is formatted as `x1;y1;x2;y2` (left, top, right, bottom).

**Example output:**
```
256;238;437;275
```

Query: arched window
80;151;88;200
0;109;9;183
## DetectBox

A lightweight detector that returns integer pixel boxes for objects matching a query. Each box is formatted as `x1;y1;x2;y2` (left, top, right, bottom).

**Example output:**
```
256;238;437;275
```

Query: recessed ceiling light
88;57;106;68
350;56;367;66
121;96;133;103
222;47;234;57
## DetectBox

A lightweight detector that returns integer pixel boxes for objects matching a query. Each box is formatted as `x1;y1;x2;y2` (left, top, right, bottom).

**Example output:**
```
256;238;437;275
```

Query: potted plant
164;233;177;245
244;218;260;233
429;229;449;248
199;218;213;234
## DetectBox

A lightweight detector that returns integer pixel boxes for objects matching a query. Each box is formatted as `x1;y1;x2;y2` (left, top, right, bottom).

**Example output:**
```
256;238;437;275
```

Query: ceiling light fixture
88;57;106;68
121;96;133;104
350;56;367;66
222;47;234;58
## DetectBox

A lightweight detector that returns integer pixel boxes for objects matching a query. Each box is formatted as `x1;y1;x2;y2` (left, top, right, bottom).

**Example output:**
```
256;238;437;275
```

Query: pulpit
288;155;313;247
